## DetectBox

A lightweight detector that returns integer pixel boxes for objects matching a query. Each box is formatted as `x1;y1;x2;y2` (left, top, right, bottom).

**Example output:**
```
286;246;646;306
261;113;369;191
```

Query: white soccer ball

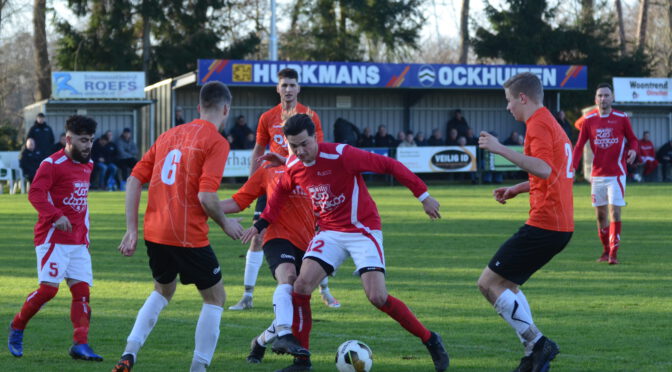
335;340;373;372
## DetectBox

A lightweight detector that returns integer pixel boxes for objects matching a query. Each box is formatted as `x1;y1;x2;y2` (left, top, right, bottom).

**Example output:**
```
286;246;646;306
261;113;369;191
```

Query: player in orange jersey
112;82;243;372
478;73;574;372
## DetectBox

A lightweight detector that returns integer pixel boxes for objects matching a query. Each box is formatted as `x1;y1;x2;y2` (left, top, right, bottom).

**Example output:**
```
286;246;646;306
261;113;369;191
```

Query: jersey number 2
564;143;574;179
161;149;182;185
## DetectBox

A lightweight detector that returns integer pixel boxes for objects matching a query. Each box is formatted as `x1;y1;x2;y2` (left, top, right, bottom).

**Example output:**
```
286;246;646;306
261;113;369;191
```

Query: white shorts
35;243;93;285
304;230;385;275
591;176;626;207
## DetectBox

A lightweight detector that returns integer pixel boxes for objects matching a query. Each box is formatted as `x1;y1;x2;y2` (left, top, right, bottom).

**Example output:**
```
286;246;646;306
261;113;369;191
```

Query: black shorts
263;239;304;280
146;240;222;290
253;194;267;221
488;225;572;285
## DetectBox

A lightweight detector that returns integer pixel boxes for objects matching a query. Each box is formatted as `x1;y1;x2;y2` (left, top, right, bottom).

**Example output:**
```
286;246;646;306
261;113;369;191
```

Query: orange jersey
524;107;574;232
256;103;324;157
573;108;598;130
232;165;315;250
132;119;230;247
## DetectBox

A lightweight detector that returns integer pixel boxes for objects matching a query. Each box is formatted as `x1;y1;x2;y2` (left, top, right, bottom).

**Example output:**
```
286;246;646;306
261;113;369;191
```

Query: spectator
555;110;574;142
229;115;254;149
503;131;523;145
457;136;467;146
175;106;186;126
19;138;42;183
395;130;406;146
446;128;459;145
415;131;428;146
446;109;470;138
656;139;672;182
52;133;66;153
243;132;255;149
465;128;478;146
633;131;658;182
427;128;444;146
374;125;396;147
27;113;54;159
357;127;375;147
92;134;118;190
397;132;417;147
115;128;138;190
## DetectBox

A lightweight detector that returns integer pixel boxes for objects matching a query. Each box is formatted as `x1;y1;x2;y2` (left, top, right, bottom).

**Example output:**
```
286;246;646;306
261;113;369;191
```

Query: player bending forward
242;114;449;372
8;115;103;362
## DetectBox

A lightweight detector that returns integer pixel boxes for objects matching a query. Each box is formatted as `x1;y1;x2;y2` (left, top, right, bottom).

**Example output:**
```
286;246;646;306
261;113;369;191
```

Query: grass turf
0;183;670;371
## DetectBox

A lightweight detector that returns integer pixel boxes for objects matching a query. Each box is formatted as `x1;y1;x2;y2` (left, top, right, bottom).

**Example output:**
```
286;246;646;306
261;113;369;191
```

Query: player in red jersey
572;83;638;265
112;82;243;372
241;114;448;372
8;115;103;362
229;67;338;311
635;131;659;181
220;163;315;363
477;73;574;372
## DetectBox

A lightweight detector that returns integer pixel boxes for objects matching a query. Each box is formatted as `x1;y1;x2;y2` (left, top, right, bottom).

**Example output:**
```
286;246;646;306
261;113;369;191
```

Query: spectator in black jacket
374;125;396;147
446;109;470;138
115;128;138;190
657;139;672;181
52;133;66;153
230;115;254;149
357;127;375;147
465;128;478;146
92;135;118;190
19;138;43;183
27;113;54;159
427;128;444;146
415;131;428;146
446;128;459;146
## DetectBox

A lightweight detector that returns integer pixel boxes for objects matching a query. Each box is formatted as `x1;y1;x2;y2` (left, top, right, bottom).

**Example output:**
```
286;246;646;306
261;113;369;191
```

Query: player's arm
250;143;266;174
493;181;530;204
250;114;270;173
198;192;242;240
624;119;639;164
241;171;293;243
119;175;143;256
479;131;551;179
312;111;324;142
219;167;267;214
28;161;70;231
571;124;589;172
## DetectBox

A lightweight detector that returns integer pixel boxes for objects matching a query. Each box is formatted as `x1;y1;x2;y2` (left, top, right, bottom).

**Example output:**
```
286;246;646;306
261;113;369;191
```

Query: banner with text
199;60;587;90
613;77;671;103
396;146;477;173
52;72;145;99
223;150;253;177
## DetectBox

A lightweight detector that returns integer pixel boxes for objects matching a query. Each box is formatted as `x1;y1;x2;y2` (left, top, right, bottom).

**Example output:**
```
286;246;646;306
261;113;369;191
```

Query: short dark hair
278;68;299;81
643;130;650;135
65;115;97;135
596;82;613;92
200;81;232;110
504;72;544;103
283;114;315;137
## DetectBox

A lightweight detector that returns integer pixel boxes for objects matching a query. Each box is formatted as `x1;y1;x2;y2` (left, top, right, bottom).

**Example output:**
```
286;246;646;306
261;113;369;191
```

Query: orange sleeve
131;141;157;184
311;110;324;142
199;138;229;192
256;113;270;147
573;116;585;130
231;167;267;210
527;122;554;168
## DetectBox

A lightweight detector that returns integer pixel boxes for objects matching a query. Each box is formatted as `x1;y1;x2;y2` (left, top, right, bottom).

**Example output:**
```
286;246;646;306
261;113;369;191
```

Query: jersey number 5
161;149;182;185
564;143;574;179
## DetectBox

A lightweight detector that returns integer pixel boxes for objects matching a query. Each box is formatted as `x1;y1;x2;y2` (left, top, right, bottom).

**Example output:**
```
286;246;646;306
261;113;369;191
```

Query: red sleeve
342;145;428;198
231;167;267;210
28;160;64;223
572;120;589;171
256;113;270;147
200;139;230;192
260;169;293;224
311;110;324;143
623;117;639;152
131;141;157;184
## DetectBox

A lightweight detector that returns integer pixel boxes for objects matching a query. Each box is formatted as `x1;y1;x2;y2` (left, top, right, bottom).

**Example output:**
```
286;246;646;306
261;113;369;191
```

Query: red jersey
232;166;315;250
132;119;230;247
524;107;574;232
571;109;638;177
638;139;656;162
256;103;324;157
28;150;93;246
261;143;428;233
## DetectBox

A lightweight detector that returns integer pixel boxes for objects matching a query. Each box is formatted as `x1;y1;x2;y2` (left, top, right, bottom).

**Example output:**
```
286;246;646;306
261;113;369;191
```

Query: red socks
70;282;91;344
292;292;312;349
599;226;610;254
609;221;622;256
12;284;59;330
378;295;431;343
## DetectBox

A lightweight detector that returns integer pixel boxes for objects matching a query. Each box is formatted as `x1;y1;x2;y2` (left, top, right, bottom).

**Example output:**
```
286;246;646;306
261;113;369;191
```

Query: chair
0;159;15;194
10;157;26;194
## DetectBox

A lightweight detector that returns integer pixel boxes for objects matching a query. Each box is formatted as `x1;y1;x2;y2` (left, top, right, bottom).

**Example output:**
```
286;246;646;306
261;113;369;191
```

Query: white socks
494;289;542;354
192;303;223;368
243;250;264;292
319;276;329;290
258;322;277;347
273;284;294;337
124;291;169;359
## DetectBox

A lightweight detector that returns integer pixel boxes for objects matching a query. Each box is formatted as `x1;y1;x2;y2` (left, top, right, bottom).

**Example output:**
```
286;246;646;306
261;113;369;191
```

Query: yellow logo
232;64;252;82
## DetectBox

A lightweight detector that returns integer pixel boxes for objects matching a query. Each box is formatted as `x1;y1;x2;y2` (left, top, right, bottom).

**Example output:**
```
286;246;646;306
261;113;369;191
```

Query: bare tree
615;0;626;55
33;0;50;101
581;0;594;23
459;0;469;64
636;0;649;51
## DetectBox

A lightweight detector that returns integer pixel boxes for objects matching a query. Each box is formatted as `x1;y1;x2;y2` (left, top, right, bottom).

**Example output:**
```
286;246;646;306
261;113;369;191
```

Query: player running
8;115;102;362
241;114;449;372
219;161;315;363
112;82;243;372
572;83;638;264
477;72;574;372
229;67;339;310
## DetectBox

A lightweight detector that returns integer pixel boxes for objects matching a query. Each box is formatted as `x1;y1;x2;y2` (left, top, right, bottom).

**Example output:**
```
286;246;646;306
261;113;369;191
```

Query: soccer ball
335;340;373;372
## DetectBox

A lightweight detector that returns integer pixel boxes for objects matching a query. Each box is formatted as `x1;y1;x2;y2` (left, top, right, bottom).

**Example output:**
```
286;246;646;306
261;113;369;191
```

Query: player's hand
422;196;441;220
53;216;72;232
478;131;504;154
493;187;517;204
626;149;637;164
258;152;287;167
241;226;259;245
118;230;138;257
223;217;243;240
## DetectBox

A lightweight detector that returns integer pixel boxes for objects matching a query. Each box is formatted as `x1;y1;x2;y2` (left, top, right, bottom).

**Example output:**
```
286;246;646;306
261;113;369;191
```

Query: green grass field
0;183;671;371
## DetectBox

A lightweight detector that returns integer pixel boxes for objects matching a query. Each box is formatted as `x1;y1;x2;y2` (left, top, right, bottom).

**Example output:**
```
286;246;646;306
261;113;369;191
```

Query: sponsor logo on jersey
317;170;332;176
291;185;307;196
307;184;346;212
213;266;221;275
62;181;89;212
280;253;296;261
595;128;619;149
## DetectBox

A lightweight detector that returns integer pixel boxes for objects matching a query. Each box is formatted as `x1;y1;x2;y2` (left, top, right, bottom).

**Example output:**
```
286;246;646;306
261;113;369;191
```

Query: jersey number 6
161;149;182;185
